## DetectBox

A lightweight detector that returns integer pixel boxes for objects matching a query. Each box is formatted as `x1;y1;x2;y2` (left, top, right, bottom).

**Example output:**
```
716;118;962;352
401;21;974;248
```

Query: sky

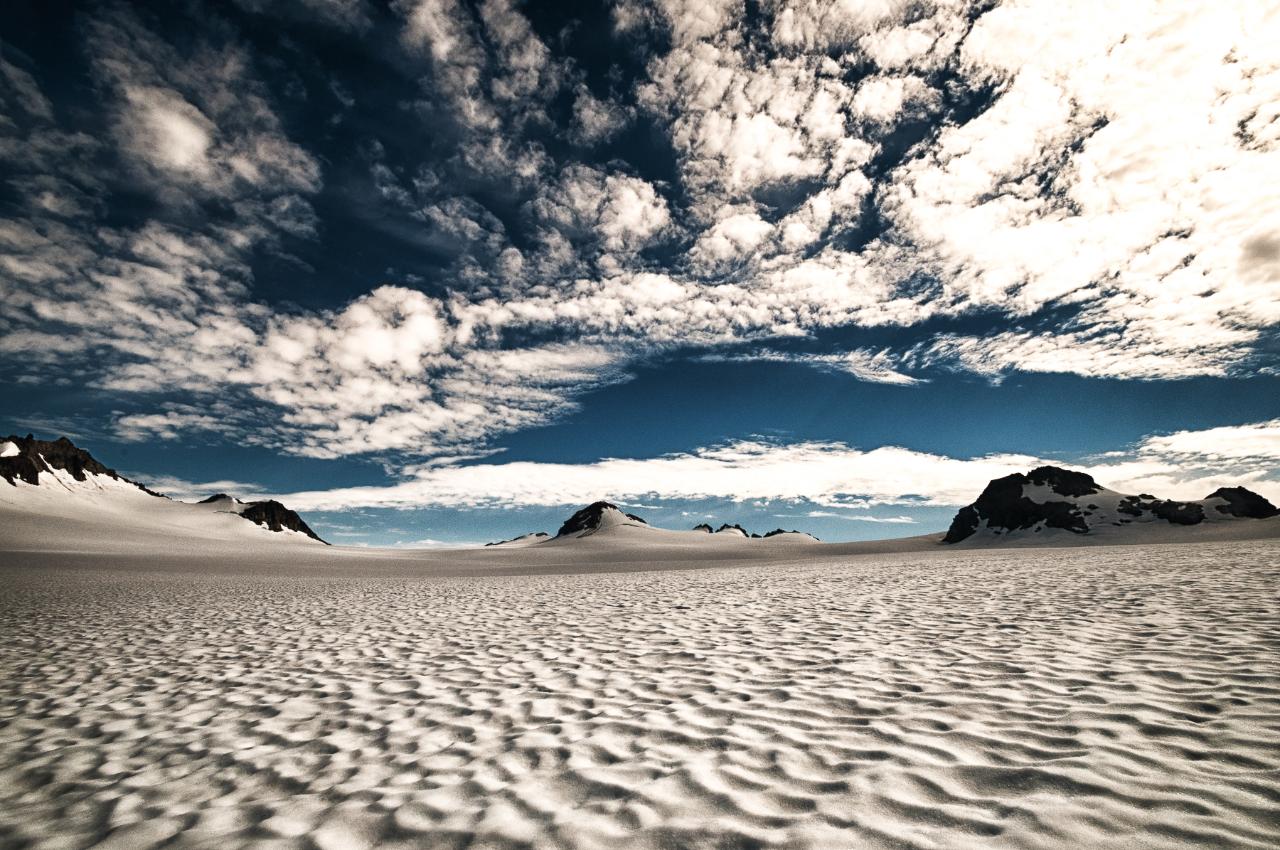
1;0;1278;546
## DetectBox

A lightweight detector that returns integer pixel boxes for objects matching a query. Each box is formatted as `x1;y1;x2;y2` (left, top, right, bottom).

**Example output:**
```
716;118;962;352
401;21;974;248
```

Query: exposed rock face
692;523;713;533
556;502;647;537
715;523;750;536
1118;495;1204;525
1026;466;1102;498
1209;487;1280;518
944;466;1095;543
1;433;161;495
239;500;328;544
945;465;1277;544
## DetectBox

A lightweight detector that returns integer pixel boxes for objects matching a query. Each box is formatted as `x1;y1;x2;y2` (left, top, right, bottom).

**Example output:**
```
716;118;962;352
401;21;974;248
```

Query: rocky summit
945;465;1278;544
555;501;648;538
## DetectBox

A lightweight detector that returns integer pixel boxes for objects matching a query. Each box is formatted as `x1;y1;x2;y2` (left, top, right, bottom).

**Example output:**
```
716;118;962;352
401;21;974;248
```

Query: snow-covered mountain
486;504;822;547
944;465;1279;545
0;434;327;545
555;501;650;538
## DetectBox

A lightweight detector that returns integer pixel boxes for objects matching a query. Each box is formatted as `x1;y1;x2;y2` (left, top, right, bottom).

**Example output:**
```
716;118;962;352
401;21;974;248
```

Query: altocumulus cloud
0;1;1277;464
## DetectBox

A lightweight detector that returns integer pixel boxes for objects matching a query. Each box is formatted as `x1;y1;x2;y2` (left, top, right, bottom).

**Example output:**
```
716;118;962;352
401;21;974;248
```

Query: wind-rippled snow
1;541;1277;849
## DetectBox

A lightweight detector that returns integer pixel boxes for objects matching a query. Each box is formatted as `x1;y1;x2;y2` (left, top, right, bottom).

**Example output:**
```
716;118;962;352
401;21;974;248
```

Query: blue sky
2;0;1278;546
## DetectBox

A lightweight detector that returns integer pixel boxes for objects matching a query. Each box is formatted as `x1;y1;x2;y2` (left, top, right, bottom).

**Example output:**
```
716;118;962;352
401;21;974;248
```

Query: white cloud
692;208;774;264
1138;420;1280;463
656;0;742;45
528;165;670;254
4;1;1279;465
881;0;1280;376
269;419;1280;513
1085;419;1280;501
123;87;215;176
571;85;631;144
274;439;1039;510
851;74;934;123
701;348;922;385
767;0;910;51
124;473;268;502
801;511;918;523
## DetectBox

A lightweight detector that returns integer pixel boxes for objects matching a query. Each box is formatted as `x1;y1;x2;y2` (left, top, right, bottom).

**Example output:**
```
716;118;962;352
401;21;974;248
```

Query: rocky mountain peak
1026;466;1101;497
239;500;328;544
945;466;1278;544
0;433;161;495
555;501;648;537
1207;486;1279;519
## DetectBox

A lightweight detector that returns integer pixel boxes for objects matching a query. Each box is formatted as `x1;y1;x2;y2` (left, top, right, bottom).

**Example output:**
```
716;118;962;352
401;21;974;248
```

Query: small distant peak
692;523;713;533
762;528;820;541
714;523;749;536
198;493;236;504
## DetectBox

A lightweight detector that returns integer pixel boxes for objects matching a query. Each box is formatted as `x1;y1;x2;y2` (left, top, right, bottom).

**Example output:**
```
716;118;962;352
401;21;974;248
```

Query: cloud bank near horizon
248;419;1280;513
1;1;1277;464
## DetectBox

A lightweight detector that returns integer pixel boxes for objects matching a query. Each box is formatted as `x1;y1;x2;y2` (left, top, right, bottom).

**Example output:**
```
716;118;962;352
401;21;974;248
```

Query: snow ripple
0;541;1278;849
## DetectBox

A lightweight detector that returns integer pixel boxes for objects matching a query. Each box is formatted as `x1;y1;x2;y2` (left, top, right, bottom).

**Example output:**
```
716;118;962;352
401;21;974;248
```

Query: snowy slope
0;435;327;550
485;532;551;547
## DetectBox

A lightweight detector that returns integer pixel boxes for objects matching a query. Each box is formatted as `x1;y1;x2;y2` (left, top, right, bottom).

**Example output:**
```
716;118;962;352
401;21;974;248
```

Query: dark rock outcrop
945;465;1277;544
240;500;328;544
1;433;162;495
1025;465;1101;498
1208;487;1279;518
198;493;236;504
1118;495;1204;525
943;468;1093;543
556;501;647;537
715;523;750;535
1150;500;1205;525
692;523;713;533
